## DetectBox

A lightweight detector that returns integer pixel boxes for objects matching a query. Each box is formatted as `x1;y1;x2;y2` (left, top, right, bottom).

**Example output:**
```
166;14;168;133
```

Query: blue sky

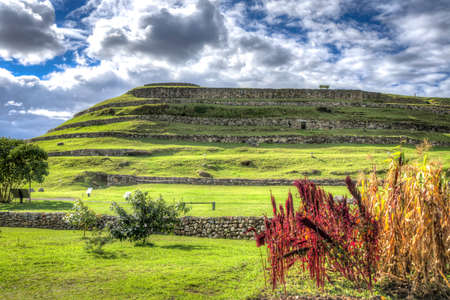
1;0;449;139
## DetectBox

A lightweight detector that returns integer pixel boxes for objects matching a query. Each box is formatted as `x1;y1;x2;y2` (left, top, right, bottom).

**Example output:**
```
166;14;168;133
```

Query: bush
360;149;449;295
64;199;98;237
84;230;113;255
250;179;379;290
108;190;190;244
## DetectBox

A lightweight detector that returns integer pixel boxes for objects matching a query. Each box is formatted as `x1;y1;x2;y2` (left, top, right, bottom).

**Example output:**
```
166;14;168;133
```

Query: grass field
0;184;350;216
0;227;389;299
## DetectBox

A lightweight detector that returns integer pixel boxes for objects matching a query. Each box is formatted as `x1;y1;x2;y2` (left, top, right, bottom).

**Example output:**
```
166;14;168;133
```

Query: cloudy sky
1;0;449;139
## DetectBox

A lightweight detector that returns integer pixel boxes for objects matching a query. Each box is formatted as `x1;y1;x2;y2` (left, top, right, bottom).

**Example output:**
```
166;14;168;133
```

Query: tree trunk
28;177;31;202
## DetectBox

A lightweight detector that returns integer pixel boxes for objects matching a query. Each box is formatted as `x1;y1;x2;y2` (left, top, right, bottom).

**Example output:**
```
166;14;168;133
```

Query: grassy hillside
14;83;449;216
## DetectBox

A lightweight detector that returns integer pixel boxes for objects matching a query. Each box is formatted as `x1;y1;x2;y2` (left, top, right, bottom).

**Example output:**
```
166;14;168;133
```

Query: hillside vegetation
16;83;449;216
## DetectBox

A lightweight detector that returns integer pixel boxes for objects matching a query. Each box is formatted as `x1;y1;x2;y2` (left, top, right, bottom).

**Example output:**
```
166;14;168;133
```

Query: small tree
0;138;23;203
0;138;48;203
109;190;189;244
10;143;49;202
64;199;98;237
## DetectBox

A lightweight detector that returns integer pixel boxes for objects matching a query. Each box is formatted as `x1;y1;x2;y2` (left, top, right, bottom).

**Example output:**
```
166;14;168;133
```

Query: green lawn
0;228;389;299
0;184;350;216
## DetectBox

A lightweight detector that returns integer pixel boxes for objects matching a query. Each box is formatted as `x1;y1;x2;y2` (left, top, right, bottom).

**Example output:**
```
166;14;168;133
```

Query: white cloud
0;0;449;139
26;108;72;120
5;100;23;107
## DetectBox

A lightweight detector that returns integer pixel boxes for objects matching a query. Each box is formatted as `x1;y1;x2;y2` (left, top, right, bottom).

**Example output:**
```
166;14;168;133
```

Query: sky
0;0;449;139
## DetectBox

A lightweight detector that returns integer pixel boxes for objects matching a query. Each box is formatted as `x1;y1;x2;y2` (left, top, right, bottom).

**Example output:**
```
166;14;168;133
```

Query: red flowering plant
249;178;379;290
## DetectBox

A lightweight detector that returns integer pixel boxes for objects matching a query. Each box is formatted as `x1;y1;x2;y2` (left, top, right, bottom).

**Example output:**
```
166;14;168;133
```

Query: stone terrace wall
48;148;157;157
130;87;381;101
106;174;344;186
0;212;262;240
49;115;450;133
30;131;450;146
74;98;449;118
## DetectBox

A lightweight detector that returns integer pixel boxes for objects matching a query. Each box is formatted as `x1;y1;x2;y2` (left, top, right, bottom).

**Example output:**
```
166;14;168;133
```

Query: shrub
108;190;190;244
64;199;98;237
84;230;113;255
360;150;449;295
250;179;379;290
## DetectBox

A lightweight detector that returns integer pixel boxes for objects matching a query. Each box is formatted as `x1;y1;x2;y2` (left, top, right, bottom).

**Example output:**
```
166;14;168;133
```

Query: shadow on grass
134;241;155;247
0;200;74;211
159;244;210;251
89;250;127;259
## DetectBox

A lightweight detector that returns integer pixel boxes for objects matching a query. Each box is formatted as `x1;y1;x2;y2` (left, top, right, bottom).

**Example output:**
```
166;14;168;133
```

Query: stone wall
0;211;116;230
48;148;157;157
130;87;381;101
0;211;262;240
49;114;449;133
106;174;344;186
30;131;450;146
174;216;263;239
74;97;449;117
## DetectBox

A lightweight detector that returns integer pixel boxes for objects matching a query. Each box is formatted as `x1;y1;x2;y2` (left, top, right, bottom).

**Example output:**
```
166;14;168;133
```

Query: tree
10;143;49;202
109;190;190;244
0;138;48;203
64;199;99;238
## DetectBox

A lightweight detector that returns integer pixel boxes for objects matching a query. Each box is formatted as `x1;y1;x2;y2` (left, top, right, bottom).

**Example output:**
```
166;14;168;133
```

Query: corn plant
250;179;379;290
360;150;449;294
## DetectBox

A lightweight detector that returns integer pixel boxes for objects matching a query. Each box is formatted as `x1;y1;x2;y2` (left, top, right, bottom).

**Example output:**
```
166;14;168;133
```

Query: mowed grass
0;228;263;299
0;228;389;299
0;184;350;216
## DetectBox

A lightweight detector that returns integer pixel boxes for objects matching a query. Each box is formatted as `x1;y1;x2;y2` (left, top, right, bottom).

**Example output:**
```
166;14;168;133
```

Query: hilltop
20;82;450;216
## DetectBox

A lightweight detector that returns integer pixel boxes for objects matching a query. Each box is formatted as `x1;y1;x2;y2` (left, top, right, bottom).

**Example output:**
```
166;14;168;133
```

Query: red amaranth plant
249;179;379;290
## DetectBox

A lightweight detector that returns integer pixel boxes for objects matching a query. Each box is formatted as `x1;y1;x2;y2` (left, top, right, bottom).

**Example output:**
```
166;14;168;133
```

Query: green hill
15;83;450;216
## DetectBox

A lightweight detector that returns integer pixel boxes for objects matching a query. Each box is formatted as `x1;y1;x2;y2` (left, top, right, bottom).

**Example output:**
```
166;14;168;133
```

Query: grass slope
34;139;449;181
23;85;450;218
60;102;449;128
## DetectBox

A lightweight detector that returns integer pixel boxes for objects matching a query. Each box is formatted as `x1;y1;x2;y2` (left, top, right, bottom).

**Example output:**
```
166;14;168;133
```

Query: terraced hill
23;83;449;216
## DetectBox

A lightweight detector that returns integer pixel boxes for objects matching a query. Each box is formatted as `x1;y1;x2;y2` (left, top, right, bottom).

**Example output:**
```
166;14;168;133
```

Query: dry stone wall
106;174;344;186
49;114;449;133
0;212;261;240
30;131;449;146
48;148;157;157
130;87;380;100
0;211;116;230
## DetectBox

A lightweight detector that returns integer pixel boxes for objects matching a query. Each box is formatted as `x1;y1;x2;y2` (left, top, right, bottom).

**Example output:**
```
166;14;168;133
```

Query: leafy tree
0;138;48;203
10;143;49;202
109;190;190;244
64;199;98;237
